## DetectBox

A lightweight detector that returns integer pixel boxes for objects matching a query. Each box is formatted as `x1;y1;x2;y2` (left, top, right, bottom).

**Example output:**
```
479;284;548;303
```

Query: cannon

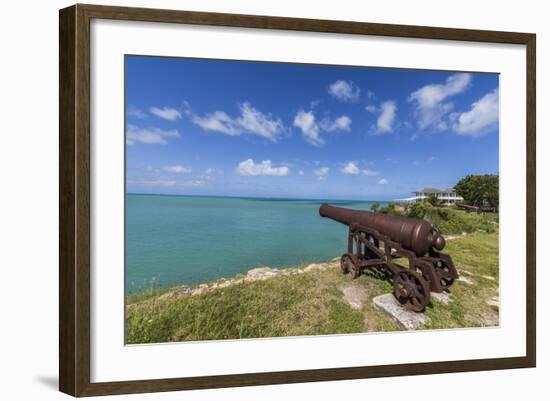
319;203;459;312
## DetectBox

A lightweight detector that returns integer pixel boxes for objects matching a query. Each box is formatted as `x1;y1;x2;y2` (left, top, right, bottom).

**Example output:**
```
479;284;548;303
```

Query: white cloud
294;110;351;146
365;105;378;113
127;106;147;119
362;169;379;176
341;161;360;175
341;161;380;176
238;103;285;140
321;115;352;132
204;168;223;175
189;110;240;136
452;88;499;136
328;80;360;102
186;102;284;141
126;125;180;145
313;167;330;181
408;73;472;130
376;101;397;133
294;110;323;146
236;159;290;176
150;106;182;121
183;180;206;187
298;170;305;176
162;165;192;174
378;178;389;185
128;179;176;186
413;156;438;166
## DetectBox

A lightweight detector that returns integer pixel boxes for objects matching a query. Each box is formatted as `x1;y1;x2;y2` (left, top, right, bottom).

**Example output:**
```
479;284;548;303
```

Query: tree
454;174;499;209
426;194;441;207
379;203;403;216
370;202;380;213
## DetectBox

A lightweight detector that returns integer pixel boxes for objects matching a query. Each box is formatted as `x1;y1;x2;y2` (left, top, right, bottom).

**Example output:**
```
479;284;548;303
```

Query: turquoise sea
126;194;385;294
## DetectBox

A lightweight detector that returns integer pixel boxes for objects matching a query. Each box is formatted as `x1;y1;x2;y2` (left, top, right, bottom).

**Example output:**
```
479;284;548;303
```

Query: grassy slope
126;231;499;344
424;231;499;329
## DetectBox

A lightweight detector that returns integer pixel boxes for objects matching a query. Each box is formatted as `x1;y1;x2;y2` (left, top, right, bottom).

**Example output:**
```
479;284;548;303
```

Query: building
394;187;464;205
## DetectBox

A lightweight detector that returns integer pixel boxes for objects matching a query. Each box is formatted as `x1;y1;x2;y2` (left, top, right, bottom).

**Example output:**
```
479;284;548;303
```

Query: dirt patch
339;284;370;310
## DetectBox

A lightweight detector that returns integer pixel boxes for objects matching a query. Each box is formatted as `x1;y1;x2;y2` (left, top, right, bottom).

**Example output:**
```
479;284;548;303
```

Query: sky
125;55;499;201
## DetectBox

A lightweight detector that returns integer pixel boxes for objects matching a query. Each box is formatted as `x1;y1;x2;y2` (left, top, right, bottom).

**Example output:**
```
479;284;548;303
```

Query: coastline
125;195;384;293
127;258;341;305
125;231;499;344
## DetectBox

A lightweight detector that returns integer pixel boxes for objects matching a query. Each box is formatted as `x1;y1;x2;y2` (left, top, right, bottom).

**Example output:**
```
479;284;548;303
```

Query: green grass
436;209;498;235
126;229;499;344
424;231;499;329
127;268;368;343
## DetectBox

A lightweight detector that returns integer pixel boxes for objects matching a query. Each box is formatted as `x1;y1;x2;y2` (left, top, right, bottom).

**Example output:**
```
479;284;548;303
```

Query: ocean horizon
127;192;391;203
125;194;388;294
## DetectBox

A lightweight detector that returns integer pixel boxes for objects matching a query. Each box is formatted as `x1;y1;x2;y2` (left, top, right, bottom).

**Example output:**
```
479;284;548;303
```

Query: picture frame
59;3;536;397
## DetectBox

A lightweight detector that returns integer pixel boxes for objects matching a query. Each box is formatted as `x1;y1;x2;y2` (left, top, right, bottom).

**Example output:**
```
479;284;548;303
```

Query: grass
383;203;499;235
126;229;499;344
126;267;385;343
423;231;499;329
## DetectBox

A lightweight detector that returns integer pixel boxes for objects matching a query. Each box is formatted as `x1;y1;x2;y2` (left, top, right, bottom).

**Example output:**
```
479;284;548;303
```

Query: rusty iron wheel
340;253;353;274
393;270;430;312
349;262;361;279
434;261;455;289
411;264;431;286
342;254;361;279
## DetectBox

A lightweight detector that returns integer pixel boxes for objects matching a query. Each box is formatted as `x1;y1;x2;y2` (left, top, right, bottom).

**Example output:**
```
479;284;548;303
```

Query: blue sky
125;56;499;201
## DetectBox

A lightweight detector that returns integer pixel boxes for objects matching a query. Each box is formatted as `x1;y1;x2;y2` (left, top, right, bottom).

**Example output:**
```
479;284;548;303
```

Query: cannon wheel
435;261;455;289
411;260;439;292
340;253;352;274
340;253;361;278
393;270;430;312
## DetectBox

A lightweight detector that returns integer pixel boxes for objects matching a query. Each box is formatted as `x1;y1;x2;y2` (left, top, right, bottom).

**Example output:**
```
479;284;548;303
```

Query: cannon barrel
319;203;446;257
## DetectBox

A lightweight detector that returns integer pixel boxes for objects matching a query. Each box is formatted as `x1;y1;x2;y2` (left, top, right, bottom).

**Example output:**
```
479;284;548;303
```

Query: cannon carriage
319;203;459;312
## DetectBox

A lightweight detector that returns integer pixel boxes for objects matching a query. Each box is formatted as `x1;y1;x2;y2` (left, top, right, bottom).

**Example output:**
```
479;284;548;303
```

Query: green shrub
407;202;432;219
403;204;498;235
379;203;404;216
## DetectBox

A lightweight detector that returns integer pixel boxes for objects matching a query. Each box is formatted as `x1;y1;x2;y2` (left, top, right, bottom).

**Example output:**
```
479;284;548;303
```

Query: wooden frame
59;3;536;397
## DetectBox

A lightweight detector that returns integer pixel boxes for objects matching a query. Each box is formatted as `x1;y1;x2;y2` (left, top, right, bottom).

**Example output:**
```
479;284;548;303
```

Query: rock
459;269;474;276
373;294;430;330
486;296;499;308
458;276;474;285
247;266;273;275
217;280;232;288
153;259;339;302
302;263;323;272
245;266;283;281
340;285;370;310
431;291;452;304
191;287;207;296
157;286;193;300
447;232;468;241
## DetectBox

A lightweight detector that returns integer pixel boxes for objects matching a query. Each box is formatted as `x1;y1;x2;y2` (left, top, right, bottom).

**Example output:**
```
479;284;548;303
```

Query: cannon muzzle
319;203;445;257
